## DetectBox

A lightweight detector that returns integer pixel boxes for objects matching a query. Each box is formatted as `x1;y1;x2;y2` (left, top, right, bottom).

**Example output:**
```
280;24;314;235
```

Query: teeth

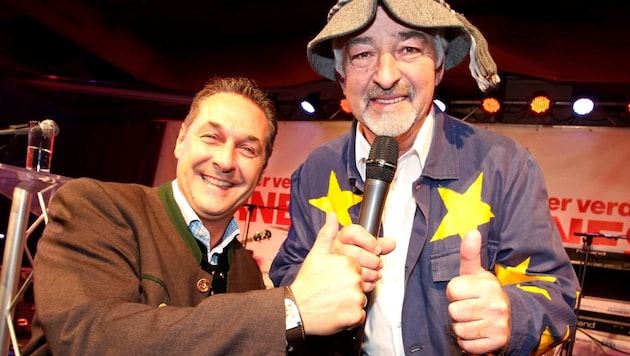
203;175;233;188
375;97;405;104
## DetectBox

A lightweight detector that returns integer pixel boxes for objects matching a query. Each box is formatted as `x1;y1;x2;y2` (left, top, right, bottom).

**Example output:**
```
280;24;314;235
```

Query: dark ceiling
1;0;630;124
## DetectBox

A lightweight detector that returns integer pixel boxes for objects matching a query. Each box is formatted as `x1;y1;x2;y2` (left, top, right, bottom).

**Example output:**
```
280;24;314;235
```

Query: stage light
528;91;552;115
299;93;320;115
339;98;352;114
572;97;595;116
433;98;446;112
481;96;502;115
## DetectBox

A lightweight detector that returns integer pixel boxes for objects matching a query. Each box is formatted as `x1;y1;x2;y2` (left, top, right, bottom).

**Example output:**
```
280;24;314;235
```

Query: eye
349;51;375;67
402;46;420;54
397;33;432;60
352;51;371;60
201;133;220;144
239;143;260;158
394;44;428;63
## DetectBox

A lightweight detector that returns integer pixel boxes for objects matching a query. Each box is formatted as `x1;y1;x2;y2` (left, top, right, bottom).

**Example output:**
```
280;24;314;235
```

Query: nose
211;143;237;172
373;53;401;89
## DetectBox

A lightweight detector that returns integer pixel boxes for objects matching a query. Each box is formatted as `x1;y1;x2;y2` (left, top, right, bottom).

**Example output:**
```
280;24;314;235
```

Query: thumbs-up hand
289;212;367;335
446;230;510;354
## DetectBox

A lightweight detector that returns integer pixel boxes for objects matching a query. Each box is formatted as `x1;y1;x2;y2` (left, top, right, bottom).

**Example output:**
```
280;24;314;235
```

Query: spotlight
528;91;552;115
339;98;352;114
481;96;502;115
433;98;447;112
572;97;595;116
299;93;320;115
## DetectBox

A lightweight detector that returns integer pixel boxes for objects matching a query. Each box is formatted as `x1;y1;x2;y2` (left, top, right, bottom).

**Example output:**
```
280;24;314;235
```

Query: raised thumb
459;229;484;276
310;212;340;255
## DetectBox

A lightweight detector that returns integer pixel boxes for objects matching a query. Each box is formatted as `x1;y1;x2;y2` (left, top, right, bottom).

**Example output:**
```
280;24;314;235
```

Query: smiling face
174;92;268;232
337;5;444;152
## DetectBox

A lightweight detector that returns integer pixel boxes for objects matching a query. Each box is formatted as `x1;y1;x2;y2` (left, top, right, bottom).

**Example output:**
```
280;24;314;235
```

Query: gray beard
362;107;419;137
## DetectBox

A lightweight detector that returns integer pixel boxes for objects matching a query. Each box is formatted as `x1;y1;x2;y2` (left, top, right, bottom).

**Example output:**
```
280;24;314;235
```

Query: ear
336;71;347;94
173;122;187;159
435;62;445;87
257;170;265;185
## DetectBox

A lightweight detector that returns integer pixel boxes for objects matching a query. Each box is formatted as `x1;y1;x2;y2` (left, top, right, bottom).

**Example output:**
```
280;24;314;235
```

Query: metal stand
241;204;256;249
239;203;282;248
0;164;70;356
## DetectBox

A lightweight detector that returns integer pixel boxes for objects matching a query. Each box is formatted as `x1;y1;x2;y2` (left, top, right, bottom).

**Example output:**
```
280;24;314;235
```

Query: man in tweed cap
271;0;580;355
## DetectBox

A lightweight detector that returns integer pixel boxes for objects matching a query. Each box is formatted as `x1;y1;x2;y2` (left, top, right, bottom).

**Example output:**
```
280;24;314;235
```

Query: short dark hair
184;76;278;166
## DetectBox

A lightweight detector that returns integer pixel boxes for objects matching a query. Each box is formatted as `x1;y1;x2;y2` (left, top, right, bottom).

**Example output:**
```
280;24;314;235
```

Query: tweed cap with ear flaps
307;0;500;92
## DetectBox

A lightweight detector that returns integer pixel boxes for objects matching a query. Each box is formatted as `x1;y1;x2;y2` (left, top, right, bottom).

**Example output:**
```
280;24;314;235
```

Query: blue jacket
270;111;580;355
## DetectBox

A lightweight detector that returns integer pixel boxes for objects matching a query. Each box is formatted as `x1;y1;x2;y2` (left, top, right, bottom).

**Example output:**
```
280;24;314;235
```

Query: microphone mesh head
366;136;399;183
40;119;60;137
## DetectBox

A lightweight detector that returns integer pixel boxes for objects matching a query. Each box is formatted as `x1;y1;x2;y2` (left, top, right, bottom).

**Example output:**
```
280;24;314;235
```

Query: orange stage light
529;92;552;115
481;96;501;115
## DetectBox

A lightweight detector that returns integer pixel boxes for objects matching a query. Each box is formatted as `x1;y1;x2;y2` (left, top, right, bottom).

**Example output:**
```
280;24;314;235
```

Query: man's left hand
446;229;510;354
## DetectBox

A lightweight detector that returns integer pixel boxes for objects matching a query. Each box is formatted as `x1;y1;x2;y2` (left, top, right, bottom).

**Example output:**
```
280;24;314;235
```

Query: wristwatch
284;287;305;353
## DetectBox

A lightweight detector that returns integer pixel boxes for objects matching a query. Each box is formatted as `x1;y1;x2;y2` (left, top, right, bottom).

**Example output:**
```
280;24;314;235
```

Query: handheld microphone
358;135;399;236
334;136;399;356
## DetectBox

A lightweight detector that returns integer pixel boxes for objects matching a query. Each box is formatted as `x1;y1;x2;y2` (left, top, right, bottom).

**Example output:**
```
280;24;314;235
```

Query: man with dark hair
24;76;378;355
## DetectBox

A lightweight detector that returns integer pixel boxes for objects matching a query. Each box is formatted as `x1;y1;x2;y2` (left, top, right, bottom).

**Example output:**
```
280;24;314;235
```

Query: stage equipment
245;230;272;243
433;98;447;112
563;231;630;356
299;93;320;115
481;96;502;115
339;98;352;114
572;97;595;116
0;164;71;355
528;91;552;115
0;125;30;137
240;203;284;248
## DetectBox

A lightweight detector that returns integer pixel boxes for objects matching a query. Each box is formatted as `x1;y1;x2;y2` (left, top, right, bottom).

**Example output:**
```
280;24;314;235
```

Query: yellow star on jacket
493;235;568;354
430;172;494;242
496;257;557;300
533;325;571;356
308;170;363;226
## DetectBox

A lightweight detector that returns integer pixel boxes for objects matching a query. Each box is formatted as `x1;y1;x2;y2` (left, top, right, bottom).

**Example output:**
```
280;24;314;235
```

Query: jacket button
197;278;210;293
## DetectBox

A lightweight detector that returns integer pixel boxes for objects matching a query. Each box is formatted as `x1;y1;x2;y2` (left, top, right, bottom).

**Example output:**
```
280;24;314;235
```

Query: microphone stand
241;204;256;248
240;204;284;248
563;232;629;355
0;124;30;136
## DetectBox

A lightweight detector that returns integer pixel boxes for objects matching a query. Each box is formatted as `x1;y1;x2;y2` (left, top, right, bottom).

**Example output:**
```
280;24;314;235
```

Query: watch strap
284;286;305;353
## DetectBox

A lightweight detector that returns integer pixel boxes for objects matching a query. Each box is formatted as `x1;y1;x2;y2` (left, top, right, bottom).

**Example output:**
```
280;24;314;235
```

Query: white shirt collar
172;179;198;226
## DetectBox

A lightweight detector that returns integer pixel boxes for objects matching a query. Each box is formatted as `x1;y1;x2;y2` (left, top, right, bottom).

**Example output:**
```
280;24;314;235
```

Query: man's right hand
331;223;395;293
289;212;367;335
